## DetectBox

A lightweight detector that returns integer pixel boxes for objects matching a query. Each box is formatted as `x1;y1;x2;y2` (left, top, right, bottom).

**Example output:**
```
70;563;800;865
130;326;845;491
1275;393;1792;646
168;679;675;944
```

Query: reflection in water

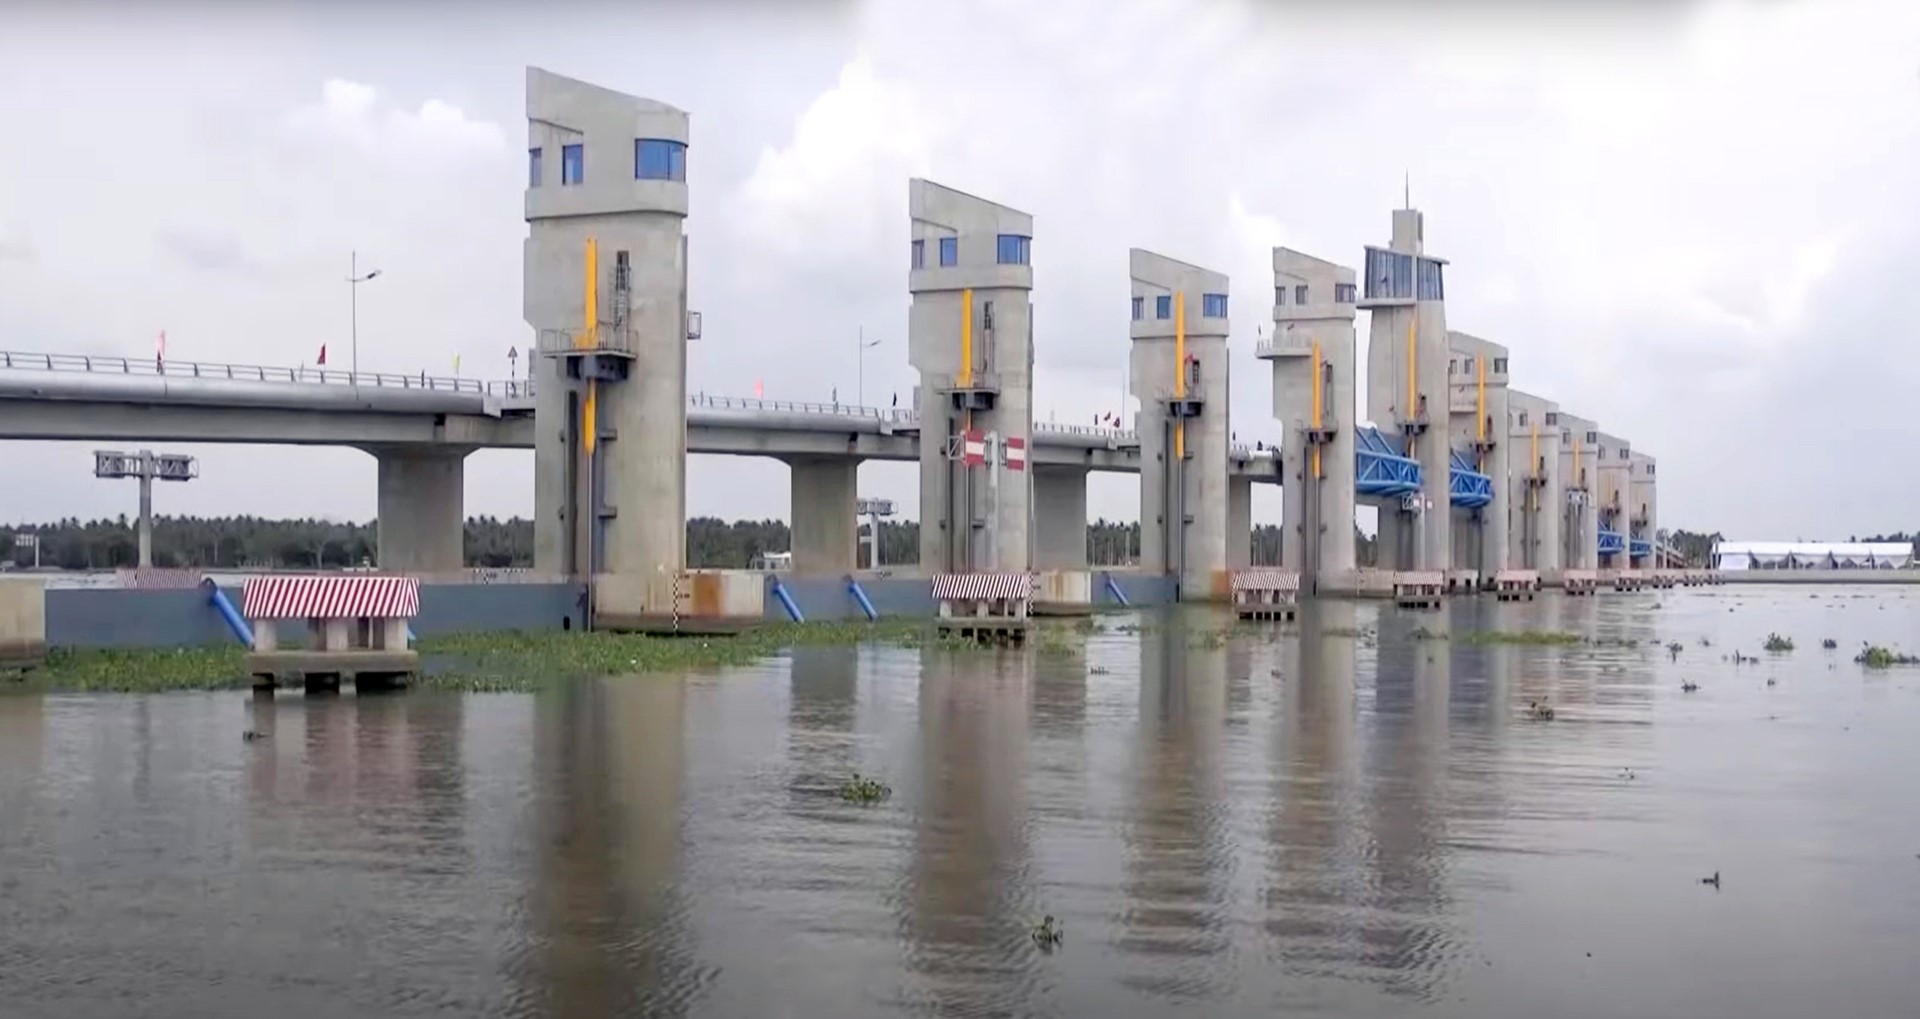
896;647;1037;1015
1118;618;1237;1000
521;678;698;1018
4;588;1920;1018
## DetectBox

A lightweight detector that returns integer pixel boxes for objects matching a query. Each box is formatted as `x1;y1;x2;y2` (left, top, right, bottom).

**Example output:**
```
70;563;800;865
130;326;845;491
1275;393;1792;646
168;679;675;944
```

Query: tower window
995;234;1030;265
911;239;924;269
529;147;542;187
635;139;687;181
1334;282;1356;303
938;237;957;267
1294;284;1307;305
561;144;583;185
1462;356;1475;374
1518;410;1529;426
1545;412;1559;425
1493;357;1508;373
1586;430;1598;445
1130;296;1143;321
1202;293;1228;318
1155;295;1171;320
1275;286;1286;306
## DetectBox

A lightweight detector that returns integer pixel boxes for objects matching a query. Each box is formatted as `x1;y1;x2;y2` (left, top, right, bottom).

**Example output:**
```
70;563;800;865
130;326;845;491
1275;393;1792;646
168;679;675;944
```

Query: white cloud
281;78;507;160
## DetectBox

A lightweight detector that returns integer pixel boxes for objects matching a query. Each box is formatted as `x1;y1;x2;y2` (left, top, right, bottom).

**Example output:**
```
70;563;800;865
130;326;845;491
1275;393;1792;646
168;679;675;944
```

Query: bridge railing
0;349;533;398
688;392;916;422
1033;421;1137;442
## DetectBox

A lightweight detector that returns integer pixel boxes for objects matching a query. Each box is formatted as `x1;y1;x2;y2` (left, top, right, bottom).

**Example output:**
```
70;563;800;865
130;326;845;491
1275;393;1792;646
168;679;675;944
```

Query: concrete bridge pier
1448;332;1510;583
370;445;471;573
1361;206;1453;575
1508;390;1563;579
1560;413;1600;572
787;455;858;575
1032;464;1088;569
1227;475;1252;569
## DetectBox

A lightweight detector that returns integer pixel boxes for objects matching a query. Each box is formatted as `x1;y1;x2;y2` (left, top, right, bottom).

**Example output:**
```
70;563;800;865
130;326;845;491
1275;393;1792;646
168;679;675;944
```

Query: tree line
9;514;1732;573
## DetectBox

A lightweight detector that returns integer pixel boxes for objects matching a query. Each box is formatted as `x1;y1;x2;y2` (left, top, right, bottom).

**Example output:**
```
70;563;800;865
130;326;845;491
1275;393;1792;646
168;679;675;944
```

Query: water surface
3;586;1918;1017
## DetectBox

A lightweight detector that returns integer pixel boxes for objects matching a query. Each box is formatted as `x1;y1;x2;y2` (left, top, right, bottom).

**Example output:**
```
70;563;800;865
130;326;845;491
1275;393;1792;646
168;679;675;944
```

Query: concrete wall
1129;249;1230;598
1446;331;1510;577
908;179;1034;574
771;569;1175;621
0;577;47;664
525;66;691;604
1507;389;1563;576
44;583;586;649
1361;207;1451;572
1270;248;1358;591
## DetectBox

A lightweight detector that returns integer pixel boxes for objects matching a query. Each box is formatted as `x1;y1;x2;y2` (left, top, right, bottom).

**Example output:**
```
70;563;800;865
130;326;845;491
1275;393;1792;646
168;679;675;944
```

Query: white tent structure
1712;541;1912;571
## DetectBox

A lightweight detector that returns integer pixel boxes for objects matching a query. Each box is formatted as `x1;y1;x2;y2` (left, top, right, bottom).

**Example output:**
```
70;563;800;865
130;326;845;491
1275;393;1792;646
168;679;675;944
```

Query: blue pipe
201;578;253;646
771;579;805;622
1103;573;1131;607
847;578;879;620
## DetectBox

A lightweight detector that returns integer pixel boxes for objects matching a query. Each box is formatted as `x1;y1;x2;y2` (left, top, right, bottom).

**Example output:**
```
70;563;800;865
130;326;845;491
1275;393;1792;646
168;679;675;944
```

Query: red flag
317;344;328;366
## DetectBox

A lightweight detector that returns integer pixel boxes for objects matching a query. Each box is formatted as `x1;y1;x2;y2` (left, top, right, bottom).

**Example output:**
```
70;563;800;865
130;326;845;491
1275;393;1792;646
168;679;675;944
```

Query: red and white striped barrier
1230;569;1300;593
1004;436;1026;471
931;573;1033;600
242;575;420;620
962;429;987;466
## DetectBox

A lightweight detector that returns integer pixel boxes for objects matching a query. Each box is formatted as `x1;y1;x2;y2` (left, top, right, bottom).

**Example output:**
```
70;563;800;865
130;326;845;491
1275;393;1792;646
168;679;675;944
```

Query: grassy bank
3;620;939;694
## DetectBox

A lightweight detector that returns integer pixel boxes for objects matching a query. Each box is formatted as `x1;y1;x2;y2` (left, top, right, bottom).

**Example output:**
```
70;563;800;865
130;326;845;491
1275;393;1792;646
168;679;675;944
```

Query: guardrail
0;349;532;399
1033;421;1136;442
688;392;915;422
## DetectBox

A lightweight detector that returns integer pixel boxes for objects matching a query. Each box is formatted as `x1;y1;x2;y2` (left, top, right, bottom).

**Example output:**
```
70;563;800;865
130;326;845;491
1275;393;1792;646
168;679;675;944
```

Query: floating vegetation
6;646;247;693
1667;642;1685;661
1731;651;1758;665
1411;627;1451;641
1031;915;1064;949
1681;679;1699;693
1461;629;1583;646
839;773;892;803
1324;626;1368;638
1070;618;1106;635
1526;700;1556;721
1762;633;1795;653
1855;644;1920;669
1821;638;1838;650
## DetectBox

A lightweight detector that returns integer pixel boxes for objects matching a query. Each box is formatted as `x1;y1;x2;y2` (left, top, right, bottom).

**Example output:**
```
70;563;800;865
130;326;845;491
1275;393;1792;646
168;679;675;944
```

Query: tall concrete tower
1265;248;1358;593
1596;431;1632;569
908;180;1034;574
1630;451;1658;567
1559;412;1599;571
1507;389;1563;577
524;68;691;619
1446;332;1509;580
1359;207;1452;572
1129;249;1230;599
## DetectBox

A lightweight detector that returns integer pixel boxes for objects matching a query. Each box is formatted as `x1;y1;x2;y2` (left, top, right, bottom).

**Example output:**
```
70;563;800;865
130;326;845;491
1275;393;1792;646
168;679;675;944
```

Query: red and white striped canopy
931;573;1032;600
242;575;420;620
1229;568;1300;592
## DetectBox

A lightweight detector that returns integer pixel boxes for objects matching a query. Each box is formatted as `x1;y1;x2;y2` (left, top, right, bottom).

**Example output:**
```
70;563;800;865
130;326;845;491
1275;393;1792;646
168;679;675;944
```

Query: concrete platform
246;649;418;692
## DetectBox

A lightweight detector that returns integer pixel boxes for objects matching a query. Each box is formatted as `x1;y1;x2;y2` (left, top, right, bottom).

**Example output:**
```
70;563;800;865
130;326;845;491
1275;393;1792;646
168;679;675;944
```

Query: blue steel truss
1355;426;1421;499
1598;529;1627;555
1629;538;1652;559
1448;449;1494;509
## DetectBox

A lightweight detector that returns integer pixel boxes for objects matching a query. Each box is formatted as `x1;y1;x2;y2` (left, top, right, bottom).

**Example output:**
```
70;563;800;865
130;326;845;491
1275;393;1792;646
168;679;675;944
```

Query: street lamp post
348;251;382;379
857;326;883;406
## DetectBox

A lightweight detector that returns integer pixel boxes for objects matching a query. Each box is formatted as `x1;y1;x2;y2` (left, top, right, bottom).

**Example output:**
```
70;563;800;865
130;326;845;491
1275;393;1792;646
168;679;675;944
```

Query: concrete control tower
1129;249;1231;599
908;179;1035;574
1447;331;1509;580
524;67;693;621
1264;248;1358;592
1508;389;1563;578
1359;206;1452;572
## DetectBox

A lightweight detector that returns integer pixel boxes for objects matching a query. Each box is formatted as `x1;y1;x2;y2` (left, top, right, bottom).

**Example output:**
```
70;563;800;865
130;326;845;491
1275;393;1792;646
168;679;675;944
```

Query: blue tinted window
561;144;583;185
1202;293;1228;318
528;147;542;187
938;237;957;267
635;139;686;181
911;239;924;269
1155;295;1171;320
995;234;1030;265
1131;296;1143;321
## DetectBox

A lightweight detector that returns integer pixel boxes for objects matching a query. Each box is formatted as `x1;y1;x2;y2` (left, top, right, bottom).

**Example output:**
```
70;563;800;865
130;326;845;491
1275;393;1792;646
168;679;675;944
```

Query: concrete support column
372;446;471;574
1227;475;1252;569
787;456;859;575
1362;207;1453;574
1032;464;1088;569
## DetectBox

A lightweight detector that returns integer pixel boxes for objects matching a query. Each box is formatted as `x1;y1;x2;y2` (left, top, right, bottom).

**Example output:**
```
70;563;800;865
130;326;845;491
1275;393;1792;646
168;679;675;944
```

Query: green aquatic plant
839;773;892;804
1526;700;1556;721
1762;633;1794;653
1462;629;1583;646
1821;638;1838;650
1031;915;1064;949
1410;627;1451;641
1855;644;1920;668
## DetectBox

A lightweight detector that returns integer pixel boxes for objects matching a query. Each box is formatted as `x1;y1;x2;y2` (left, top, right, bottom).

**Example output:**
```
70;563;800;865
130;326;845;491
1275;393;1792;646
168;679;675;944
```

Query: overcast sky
2;0;1917;538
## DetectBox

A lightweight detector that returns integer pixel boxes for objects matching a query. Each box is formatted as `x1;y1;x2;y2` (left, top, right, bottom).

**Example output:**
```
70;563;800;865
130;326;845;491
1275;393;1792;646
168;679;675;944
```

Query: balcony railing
0;348;528;396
